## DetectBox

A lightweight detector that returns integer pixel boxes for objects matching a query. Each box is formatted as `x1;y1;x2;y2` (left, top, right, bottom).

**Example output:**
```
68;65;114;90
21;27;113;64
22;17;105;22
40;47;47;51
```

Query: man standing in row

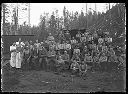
15;38;24;70
39;42;48;71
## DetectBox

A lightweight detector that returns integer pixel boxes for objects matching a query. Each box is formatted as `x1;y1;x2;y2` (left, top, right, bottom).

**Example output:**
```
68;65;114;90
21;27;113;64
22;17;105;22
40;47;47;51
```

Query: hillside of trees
1;3;125;47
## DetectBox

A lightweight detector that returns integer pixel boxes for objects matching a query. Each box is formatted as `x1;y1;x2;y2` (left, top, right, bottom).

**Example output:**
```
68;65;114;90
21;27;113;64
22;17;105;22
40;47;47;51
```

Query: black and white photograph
1;3;126;93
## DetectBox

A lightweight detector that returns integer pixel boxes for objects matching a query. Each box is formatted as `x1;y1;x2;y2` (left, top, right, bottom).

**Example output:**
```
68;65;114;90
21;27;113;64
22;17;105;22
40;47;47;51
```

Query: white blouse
10;45;16;51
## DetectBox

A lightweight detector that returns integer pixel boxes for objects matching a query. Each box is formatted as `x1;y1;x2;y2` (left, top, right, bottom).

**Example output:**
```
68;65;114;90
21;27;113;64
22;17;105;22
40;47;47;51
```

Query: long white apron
10;51;16;67
16;52;22;68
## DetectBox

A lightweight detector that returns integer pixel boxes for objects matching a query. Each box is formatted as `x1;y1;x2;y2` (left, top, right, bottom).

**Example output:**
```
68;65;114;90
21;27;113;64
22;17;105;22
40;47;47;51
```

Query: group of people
9;30;126;76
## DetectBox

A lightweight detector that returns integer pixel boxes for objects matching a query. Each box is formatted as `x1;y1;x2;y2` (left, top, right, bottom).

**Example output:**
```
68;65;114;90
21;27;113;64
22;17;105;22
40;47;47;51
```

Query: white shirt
10;45;16;51
16;42;25;48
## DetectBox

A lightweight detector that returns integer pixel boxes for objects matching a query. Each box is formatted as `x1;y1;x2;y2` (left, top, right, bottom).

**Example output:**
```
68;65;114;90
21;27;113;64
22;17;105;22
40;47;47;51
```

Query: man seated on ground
71;52;81;65
79;61;88;76
70;59;81;76
108;47;119;70
92;50;100;71
108;47;117;61
99;52;108;71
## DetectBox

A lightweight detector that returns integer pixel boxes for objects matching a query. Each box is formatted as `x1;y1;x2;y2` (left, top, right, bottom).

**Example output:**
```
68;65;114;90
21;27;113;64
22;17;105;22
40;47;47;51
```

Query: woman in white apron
10;43;17;68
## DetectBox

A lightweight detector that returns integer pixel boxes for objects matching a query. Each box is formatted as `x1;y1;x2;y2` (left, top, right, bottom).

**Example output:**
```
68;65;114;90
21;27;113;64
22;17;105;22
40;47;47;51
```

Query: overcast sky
6;3;116;26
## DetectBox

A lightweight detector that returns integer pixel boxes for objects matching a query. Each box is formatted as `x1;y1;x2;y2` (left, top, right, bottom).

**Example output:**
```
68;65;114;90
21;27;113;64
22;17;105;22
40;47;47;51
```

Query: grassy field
1;60;126;93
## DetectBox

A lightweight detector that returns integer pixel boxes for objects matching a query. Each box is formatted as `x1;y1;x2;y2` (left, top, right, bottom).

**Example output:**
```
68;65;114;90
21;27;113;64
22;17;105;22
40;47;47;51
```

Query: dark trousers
22;59;29;71
39;57;47;71
95;62;101;71
106;62;112;72
72;69;80;76
100;61;107;72
56;63;65;73
35;58;40;70
29;56;33;70
31;57;39;70
86;62;93;66
92;62;96;71
47;57;57;72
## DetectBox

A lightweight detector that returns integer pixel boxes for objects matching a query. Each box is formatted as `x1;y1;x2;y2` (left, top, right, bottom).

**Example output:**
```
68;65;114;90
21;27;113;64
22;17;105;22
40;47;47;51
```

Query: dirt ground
1;61;126;93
